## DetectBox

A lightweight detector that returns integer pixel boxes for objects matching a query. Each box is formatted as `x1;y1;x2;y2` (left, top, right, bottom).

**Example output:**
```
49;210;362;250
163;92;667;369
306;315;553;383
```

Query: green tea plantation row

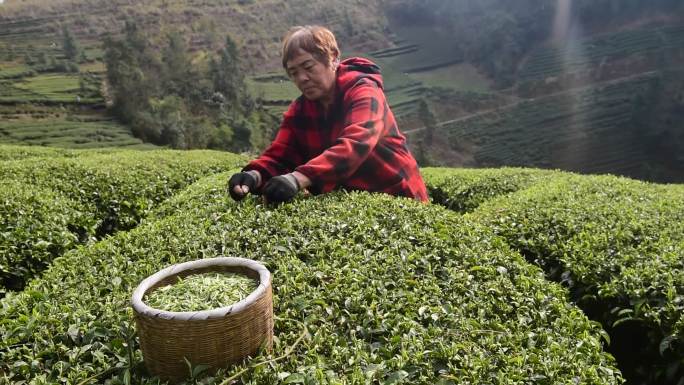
0;145;246;294
0;169;623;384
422;167;684;385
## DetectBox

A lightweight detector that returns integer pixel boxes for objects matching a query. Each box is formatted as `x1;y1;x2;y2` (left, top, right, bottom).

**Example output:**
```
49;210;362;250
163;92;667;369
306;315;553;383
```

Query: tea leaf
145;272;258;312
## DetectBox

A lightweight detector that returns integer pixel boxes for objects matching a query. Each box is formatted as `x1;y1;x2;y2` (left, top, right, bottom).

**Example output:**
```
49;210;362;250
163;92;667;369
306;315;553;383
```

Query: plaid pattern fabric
244;57;428;202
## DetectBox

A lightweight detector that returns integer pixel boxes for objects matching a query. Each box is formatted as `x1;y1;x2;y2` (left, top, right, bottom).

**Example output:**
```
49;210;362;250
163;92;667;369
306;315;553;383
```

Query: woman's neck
319;85;336;113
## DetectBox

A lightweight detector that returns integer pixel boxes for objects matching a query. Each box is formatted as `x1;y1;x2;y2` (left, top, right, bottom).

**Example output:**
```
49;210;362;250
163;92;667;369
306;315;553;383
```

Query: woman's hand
227;171;260;201
263;172;310;203
263;174;300;203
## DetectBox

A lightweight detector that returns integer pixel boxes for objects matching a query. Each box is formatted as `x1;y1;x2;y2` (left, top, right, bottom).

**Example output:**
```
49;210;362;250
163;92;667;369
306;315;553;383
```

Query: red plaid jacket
244;57;428;202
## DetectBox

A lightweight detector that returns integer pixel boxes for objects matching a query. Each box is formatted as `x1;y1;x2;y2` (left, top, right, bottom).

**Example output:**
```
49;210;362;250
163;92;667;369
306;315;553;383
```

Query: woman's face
286;48;337;104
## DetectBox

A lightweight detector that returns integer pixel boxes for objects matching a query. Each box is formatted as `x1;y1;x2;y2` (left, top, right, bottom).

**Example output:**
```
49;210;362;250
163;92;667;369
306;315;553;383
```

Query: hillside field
1;145;683;384
1;0;682;185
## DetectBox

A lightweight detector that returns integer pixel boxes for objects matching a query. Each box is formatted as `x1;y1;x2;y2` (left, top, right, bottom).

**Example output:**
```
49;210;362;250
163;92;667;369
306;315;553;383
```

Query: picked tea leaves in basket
131;257;273;383
144;272;258;312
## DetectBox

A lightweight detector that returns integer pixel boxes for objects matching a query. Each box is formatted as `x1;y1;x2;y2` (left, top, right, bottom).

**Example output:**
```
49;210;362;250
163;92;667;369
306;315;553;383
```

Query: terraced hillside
372;9;684;183
0;10;139;148
519;22;684;82
0;0;391;72
0;118;156;148
0;0;394;149
240;6;500;120
438;70;684;182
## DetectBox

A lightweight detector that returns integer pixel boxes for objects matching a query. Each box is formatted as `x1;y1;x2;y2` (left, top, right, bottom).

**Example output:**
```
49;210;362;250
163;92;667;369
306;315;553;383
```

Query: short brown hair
281;25;340;69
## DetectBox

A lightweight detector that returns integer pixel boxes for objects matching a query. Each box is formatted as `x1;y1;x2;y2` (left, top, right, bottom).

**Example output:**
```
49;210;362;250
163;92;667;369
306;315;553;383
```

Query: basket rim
131;256;271;321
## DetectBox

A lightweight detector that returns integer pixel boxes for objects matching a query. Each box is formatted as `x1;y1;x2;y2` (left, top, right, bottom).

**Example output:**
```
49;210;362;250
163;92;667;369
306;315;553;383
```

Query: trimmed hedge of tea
427;171;683;383
0;144;151;161
0;173;623;384
0;147;245;293
421;167;555;213
1;148;246;234
0;144;73;161
0;181;96;295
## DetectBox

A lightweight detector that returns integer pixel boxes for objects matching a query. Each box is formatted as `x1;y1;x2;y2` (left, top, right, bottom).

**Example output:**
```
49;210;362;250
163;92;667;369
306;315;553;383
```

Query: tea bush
422;167;555;213
0;147;245;293
0;148;245;234
441;172;683;383
0;173;622;384
0;181;96;295
0;144;73;161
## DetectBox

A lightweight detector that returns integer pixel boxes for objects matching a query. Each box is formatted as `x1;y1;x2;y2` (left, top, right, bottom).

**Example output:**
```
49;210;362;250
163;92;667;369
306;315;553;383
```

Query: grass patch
246;75;299;104
78;61;106;73
410;63;492;93
0;63;33;79
12;73;97;103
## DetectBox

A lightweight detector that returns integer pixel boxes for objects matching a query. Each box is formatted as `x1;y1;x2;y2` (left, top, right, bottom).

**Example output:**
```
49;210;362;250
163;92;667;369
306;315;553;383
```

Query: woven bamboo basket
131;257;273;383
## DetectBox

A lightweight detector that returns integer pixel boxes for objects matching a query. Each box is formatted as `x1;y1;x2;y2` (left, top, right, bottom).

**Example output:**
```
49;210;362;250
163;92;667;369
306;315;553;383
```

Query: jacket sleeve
243;102;304;182
295;84;385;185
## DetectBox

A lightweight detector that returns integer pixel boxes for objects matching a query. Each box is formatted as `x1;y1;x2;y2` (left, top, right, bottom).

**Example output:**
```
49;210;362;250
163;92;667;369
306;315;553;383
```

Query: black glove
263;174;300;203
228;172;258;201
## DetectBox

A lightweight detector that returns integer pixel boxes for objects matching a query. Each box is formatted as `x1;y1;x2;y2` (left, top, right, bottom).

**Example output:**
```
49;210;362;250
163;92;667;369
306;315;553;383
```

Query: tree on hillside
205;34;263;151
6;46;15;61
628;73;684;182
37;51;48;66
413;99;438;167
103;23;271;151
162;32;199;98
62;25;80;61
23;53;35;66
210;35;244;110
103;20;161;142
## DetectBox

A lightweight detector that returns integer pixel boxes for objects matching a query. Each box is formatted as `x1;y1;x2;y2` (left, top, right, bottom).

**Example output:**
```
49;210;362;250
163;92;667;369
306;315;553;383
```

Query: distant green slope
440;71;683;182
1;0;683;183
0;0;394;150
519;23;684;81
0;118;155;148
0;0;391;73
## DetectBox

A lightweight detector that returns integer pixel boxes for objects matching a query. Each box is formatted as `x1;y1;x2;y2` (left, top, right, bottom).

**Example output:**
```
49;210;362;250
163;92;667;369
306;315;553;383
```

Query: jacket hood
336;57;383;93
